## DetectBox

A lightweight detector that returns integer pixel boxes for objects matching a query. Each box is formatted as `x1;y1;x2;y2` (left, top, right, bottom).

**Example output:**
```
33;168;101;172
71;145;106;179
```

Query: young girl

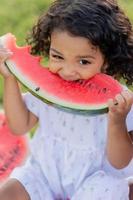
0;0;133;199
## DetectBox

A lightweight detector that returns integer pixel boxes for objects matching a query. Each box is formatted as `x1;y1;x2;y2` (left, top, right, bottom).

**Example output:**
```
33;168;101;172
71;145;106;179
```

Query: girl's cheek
48;62;61;73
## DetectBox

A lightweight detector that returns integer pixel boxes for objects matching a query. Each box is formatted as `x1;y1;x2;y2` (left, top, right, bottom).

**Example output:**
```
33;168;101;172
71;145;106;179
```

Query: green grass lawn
0;0;133;102
0;0;52;44
119;0;133;21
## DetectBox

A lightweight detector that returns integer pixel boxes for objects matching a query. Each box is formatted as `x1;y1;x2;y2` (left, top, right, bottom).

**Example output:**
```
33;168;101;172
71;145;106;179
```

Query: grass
119;0;133;21
0;0;52;44
0;0;133;102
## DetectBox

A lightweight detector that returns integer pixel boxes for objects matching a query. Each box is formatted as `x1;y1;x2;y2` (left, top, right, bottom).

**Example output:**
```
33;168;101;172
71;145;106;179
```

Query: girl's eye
79;59;91;65
52;54;63;60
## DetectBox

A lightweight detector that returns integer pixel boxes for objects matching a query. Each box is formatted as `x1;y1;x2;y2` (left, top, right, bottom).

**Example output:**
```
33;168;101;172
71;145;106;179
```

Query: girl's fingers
115;93;126;108
108;98;117;112
0;51;13;56
0;47;13;55
108;90;133;114
112;90;133;107
108;95;125;111
121;90;133;106
0;49;13;63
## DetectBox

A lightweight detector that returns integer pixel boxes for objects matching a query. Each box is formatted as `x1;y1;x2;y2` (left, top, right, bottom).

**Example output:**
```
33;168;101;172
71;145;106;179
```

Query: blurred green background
0;0;133;103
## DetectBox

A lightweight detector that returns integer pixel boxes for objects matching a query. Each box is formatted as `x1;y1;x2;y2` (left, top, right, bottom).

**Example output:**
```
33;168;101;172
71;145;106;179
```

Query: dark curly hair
27;0;133;85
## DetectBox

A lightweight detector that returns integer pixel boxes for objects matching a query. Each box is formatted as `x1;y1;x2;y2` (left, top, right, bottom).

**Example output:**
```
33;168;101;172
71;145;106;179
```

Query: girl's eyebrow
77;55;95;59
50;48;95;59
50;48;63;55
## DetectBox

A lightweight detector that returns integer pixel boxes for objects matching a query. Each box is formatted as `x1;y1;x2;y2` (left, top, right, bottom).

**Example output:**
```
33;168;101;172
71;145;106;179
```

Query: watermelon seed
2;121;6;126
98;89;101;94
0;163;9;174
35;87;40;92
0;167;6;174
102;88;108;93
86;83;96;90
0;145;20;176
11;145;20;156
0;121;6;127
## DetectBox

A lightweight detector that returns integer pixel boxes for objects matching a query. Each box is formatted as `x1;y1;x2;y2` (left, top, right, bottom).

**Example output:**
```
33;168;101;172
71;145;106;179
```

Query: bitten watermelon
0;112;28;183
0;33;123;114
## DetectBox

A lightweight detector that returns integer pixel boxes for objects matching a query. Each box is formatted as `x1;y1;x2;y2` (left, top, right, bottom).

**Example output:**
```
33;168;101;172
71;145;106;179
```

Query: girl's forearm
3;75;30;134
107;119;133;169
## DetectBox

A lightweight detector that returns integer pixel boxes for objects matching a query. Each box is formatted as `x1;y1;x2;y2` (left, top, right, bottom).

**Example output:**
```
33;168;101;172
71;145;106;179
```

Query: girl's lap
71;171;129;200
10;167;129;200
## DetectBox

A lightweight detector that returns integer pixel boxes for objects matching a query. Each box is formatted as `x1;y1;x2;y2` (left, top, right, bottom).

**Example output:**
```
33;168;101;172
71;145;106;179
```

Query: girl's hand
108;90;133;123
0;46;13;78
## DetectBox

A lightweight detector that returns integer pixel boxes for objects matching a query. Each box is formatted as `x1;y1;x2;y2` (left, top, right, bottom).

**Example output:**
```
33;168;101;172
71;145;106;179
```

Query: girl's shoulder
22;92;49;116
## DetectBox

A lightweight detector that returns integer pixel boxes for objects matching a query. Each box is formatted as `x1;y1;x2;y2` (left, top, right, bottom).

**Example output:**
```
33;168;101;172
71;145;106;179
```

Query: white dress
10;93;133;200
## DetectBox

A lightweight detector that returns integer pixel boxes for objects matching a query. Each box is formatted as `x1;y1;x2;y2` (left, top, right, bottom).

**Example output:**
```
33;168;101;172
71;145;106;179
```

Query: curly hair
27;0;133;85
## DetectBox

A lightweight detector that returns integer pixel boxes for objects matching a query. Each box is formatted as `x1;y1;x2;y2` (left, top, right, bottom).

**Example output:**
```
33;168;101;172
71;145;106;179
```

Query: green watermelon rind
0;34;109;114
5;60;108;115
0;33;112;115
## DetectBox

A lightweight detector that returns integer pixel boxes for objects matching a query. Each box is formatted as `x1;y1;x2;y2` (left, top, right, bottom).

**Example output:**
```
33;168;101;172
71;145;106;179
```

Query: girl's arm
4;75;38;134
0;47;38;135
107;90;133;169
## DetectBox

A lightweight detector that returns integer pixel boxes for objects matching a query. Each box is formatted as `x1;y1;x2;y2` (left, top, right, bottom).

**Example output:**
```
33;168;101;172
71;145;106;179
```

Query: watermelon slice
0;112;28;183
0;33;123;114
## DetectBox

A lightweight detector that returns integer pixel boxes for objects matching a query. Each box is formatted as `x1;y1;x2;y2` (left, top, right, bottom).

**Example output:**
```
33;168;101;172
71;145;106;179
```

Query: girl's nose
59;66;77;80
62;64;76;75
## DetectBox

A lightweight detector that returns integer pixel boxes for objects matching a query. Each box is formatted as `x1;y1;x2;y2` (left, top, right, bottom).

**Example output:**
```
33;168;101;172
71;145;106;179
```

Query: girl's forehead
50;30;98;53
50;30;104;59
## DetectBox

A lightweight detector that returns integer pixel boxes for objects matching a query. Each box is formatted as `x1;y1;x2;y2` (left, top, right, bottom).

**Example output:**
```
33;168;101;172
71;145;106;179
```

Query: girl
0;0;133;199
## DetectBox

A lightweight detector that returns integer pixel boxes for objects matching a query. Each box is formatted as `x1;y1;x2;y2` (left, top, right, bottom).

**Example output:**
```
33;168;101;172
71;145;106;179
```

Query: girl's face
49;30;106;81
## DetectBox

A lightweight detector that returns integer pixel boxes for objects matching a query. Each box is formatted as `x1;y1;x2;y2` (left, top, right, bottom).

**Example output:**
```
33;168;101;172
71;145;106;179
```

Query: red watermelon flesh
0;112;28;182
0;33;123;114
